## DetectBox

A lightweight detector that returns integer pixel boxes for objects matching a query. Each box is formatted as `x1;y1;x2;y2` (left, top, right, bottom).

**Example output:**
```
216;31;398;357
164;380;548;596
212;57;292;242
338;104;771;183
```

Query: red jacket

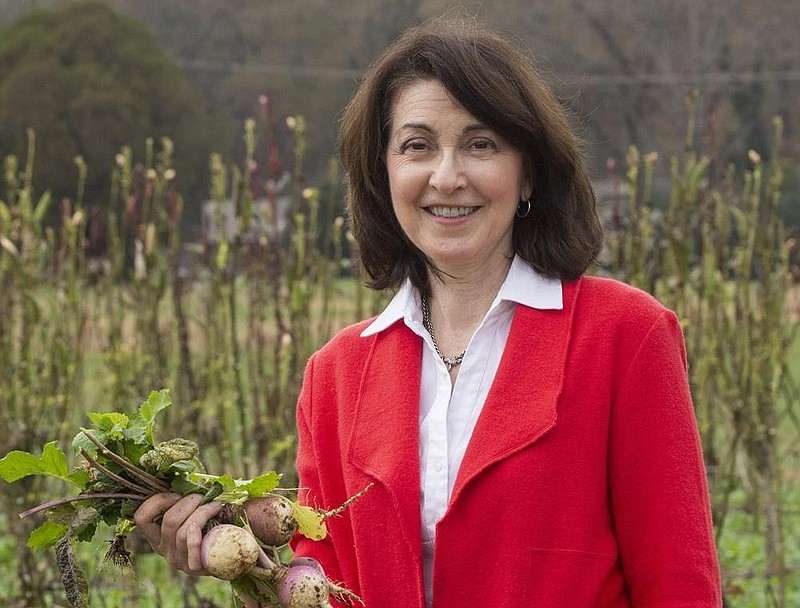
292;275;722;607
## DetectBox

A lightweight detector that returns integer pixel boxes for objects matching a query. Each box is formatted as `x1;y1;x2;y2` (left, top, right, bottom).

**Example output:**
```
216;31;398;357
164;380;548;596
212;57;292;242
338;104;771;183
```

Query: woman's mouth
426;206;478;218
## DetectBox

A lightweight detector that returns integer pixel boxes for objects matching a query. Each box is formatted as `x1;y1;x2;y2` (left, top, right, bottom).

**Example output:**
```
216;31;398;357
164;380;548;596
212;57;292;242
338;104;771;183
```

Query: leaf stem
256;545;280;572
249;564;281;585
78;428;169;492
80;448;154;496
19;493;147;519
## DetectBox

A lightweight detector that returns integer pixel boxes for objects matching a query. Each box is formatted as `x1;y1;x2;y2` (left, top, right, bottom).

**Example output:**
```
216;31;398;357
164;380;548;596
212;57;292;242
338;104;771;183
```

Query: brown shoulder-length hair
338;17;603;296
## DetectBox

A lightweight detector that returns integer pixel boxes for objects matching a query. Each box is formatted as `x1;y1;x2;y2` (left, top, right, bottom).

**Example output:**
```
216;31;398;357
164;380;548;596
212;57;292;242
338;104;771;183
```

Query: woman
135;18;722;608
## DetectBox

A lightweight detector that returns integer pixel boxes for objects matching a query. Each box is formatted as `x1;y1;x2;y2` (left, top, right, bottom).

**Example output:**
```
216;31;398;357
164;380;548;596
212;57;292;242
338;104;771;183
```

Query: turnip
288;557;325;573
276;563;332;608
199;526;361;607
244;494;299;547
276;558;362;608
201;524;260;581
2;390;367;608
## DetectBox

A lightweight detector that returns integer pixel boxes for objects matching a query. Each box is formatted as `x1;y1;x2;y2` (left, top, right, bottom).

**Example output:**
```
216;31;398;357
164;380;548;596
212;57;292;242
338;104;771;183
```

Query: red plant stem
78;428;169;492
80;448;153;496
256;545;280;572
18;493;147;519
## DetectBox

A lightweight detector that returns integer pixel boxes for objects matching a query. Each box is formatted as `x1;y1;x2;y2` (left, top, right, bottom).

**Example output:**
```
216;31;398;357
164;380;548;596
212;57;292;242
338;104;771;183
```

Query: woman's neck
425;254;513;357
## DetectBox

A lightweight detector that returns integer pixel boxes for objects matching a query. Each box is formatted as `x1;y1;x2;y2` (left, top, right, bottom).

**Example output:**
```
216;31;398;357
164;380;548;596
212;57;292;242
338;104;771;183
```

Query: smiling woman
134;16;723;608
340;19;603;299
386;79;529;282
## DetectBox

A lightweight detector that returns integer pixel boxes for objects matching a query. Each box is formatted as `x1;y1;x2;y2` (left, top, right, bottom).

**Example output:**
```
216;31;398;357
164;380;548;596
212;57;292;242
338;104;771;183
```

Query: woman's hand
133;492;222;575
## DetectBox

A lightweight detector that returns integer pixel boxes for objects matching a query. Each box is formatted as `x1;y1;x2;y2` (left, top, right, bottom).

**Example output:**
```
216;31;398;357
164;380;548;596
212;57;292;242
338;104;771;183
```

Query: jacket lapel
347;321;423;542
451;277;581;502
344;276;581;568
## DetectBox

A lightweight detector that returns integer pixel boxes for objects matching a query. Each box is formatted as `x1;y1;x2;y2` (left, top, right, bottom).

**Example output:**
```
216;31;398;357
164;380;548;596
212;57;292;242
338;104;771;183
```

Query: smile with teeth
426;206;478;218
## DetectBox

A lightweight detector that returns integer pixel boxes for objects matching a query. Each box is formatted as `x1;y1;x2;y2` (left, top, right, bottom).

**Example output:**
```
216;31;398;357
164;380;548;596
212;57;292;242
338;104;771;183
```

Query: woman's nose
428;150;466;194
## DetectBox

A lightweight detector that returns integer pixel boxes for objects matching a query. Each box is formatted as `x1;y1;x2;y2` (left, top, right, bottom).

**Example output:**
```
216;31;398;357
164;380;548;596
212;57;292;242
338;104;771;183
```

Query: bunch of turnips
0;390;365;608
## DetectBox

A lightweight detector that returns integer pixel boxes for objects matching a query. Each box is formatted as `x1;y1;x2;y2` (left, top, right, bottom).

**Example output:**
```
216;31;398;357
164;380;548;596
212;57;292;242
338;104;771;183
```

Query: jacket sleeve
290;355;348;604
609;310;722;607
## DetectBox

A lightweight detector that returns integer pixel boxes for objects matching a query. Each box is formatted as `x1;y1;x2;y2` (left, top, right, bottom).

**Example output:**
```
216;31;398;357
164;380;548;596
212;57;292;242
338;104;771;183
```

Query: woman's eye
401;139;429;152
469;138;495;151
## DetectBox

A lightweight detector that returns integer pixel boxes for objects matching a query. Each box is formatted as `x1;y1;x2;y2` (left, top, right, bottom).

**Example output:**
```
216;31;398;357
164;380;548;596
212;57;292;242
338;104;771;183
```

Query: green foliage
0;73;794;603
0;389;343;606
0;101;382;603
0;0;234;211
0;442;89;487
603;101;799;606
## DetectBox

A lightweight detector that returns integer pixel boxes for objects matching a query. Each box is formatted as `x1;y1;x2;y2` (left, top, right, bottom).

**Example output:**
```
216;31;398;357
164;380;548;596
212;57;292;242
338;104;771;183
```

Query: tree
0;0;234;214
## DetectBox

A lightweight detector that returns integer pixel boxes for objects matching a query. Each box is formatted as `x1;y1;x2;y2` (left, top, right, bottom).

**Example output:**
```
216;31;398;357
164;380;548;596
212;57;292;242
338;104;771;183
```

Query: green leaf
168;458;200;474
118;500;141;520
217;489;250;504
236;472;281;498
28;521;69;549
86;412;129;439
68;470;91;489
122;443;151;467
117;519;136;536
126;390;171;445
0;442;84;488
169;476;207;496
201;482;224;503
192;472;236;490
71;507;100;543
231;574;279;604
72;431;103;458
47;503;80;526
74;521;98;543
292;503;327;541
189;472;282;504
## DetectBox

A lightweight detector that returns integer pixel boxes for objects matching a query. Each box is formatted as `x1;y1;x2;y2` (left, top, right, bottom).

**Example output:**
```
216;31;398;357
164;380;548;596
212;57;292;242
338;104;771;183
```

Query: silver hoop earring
516;199;531;218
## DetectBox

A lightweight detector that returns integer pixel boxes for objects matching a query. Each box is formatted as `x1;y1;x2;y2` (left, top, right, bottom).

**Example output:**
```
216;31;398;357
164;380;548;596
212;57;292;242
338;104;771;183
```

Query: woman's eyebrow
395;122;436;134
463;122;489;133
395;122;489;135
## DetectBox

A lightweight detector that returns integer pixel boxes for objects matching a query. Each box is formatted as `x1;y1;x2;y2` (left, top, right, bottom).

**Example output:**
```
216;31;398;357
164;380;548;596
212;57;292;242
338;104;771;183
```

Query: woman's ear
521;181;533;202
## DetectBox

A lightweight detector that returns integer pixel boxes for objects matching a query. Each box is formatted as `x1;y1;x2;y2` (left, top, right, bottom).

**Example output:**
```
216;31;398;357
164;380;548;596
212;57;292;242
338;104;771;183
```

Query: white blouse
361;256;563;606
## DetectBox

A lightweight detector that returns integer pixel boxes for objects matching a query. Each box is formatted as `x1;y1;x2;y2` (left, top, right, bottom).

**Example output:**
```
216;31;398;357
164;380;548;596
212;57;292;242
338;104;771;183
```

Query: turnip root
200;529;362;608
201;524;260;581
278;558;362;608
245;494;299;547
277;563;331;608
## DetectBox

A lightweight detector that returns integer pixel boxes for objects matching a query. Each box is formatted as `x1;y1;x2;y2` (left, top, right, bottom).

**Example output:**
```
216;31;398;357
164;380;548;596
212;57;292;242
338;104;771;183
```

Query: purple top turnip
277;563;332;608
244;494;299;547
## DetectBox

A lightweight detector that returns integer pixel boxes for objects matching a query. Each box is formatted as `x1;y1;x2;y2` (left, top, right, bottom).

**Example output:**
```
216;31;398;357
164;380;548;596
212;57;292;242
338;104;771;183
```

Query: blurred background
0;1;798;607
0;0;798;232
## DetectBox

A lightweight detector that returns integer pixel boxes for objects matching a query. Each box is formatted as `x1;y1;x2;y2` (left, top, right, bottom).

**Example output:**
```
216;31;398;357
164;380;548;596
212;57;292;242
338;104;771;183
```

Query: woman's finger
156;493;206;568
175;501;223;574
133;493;182;550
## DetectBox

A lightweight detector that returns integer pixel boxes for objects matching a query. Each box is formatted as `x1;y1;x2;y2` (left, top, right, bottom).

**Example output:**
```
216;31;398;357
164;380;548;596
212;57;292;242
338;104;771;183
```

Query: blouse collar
360;255;563;338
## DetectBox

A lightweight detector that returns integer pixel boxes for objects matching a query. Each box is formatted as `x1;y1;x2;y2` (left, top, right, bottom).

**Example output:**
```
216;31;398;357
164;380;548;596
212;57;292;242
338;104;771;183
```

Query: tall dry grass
0;99;797;605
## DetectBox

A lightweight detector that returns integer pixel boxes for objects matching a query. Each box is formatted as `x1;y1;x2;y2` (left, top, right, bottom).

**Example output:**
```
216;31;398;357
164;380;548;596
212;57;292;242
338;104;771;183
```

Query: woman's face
386;79;530;275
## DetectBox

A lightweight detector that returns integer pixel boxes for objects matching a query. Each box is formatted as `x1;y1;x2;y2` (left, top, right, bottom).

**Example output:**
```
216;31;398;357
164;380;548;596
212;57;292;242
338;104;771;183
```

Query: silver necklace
421;296;466;371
